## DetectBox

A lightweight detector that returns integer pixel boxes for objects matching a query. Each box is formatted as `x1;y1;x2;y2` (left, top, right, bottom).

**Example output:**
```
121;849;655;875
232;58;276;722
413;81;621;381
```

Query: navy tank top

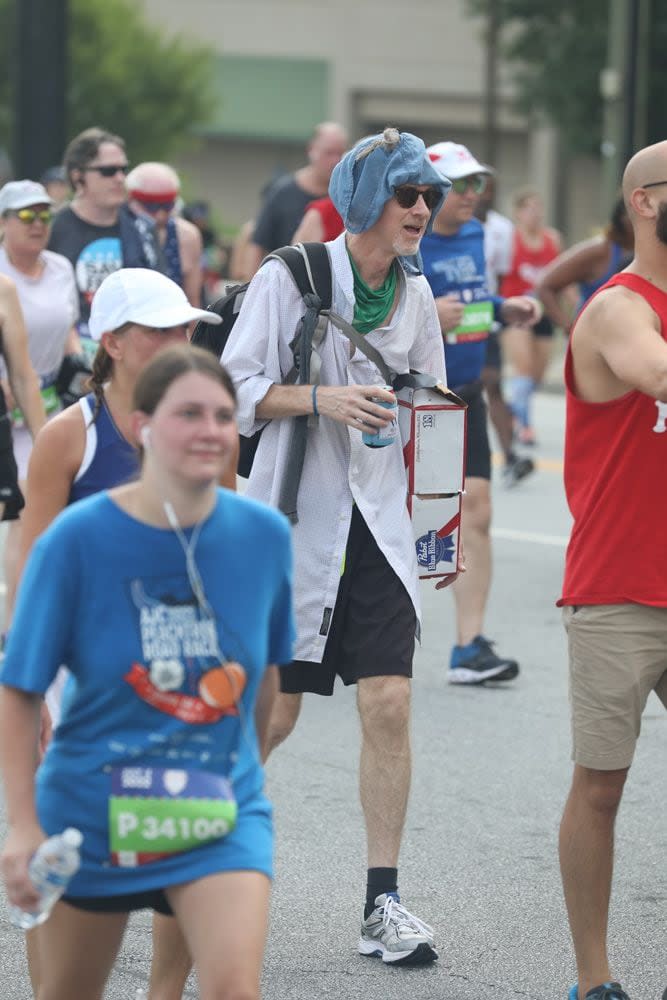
69;393;139;504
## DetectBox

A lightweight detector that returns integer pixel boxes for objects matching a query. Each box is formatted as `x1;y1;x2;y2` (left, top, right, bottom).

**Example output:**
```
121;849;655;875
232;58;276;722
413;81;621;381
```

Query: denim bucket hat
329;127;451;235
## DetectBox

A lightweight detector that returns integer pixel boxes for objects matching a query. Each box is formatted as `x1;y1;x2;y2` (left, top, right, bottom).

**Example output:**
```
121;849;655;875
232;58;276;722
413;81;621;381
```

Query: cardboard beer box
396;380;467;495
408;493;462;581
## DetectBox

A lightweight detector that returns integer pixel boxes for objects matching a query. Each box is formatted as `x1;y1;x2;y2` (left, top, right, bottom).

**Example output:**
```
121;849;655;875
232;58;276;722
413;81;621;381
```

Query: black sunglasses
641;180;667;189
394;186;441;211
84;164;130;178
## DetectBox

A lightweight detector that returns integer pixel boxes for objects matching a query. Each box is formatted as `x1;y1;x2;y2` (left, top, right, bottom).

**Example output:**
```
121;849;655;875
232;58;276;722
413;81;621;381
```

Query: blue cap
329;127;451;235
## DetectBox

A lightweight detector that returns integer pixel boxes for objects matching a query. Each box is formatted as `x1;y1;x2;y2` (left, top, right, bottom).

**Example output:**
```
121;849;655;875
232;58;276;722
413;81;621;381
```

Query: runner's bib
444;300;493;344
109;765;237;867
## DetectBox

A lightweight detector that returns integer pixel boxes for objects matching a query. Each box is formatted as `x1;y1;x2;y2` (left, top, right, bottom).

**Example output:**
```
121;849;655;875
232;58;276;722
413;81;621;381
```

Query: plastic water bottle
8;828;83;930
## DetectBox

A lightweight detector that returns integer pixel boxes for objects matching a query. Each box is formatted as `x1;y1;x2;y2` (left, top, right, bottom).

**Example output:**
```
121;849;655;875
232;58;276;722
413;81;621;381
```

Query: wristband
311;384;319;417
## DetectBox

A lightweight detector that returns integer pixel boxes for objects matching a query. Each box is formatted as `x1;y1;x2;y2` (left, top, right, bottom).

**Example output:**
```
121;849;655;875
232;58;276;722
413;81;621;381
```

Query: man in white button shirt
224;128;460;966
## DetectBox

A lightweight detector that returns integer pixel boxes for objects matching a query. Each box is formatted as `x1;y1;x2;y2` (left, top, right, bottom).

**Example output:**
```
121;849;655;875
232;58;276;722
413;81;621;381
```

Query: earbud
140;425;151;447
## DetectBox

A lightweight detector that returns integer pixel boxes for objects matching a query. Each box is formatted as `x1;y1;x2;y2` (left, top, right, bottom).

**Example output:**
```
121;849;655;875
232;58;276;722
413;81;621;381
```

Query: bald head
311;121;348;148
307;122;348;186
126;161;181;196
622;141;667;211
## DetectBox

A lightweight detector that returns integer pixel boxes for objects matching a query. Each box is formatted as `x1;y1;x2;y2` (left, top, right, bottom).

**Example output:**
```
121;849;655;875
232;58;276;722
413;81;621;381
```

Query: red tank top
559;272;667;607
305;197;344;242
500;229;559;296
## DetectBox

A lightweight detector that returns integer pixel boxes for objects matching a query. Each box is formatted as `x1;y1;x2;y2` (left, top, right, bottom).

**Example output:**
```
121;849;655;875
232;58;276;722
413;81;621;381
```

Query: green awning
201;55;329;142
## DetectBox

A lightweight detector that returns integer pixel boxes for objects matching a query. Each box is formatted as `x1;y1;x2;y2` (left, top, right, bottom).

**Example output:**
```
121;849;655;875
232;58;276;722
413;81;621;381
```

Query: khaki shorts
562;603;667;770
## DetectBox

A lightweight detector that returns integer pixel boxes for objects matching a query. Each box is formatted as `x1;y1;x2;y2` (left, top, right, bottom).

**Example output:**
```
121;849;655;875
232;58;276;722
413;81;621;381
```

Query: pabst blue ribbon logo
415;510;460;571
416;531;455;571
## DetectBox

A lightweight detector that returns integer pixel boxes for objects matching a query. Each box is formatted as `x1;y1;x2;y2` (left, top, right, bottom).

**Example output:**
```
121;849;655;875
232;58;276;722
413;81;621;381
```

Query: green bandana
348;250;397;334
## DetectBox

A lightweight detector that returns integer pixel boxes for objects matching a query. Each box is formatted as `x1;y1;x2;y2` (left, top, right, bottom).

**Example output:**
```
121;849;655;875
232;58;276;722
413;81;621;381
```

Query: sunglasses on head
137;199;177;214
84;164;130;178
451;175;487;196
393;186;441;211
13;208;52;224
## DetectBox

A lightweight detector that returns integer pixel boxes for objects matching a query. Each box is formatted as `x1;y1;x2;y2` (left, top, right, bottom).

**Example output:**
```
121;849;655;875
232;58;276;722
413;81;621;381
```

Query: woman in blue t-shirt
0;343;295;999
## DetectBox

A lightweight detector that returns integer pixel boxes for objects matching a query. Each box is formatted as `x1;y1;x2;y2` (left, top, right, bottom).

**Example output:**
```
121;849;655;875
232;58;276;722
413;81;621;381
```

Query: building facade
140;0;602;242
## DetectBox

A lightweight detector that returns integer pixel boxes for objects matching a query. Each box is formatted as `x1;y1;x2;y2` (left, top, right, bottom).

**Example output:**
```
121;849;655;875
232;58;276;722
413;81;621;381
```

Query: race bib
445;300;494;344
109;765;237;867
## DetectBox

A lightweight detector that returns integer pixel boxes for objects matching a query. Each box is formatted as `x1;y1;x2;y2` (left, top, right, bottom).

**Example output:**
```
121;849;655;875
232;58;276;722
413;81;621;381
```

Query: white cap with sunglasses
426;143;491;182
0;180;53;215
88;268;222;341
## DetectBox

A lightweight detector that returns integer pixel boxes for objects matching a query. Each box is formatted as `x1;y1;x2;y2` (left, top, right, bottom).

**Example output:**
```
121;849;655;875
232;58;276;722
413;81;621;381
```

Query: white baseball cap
0;179;53;214
88;268;222;341
426;142;491;181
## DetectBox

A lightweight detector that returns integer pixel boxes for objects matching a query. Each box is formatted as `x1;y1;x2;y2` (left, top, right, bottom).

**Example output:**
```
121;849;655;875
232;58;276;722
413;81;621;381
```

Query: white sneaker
358;893;438;965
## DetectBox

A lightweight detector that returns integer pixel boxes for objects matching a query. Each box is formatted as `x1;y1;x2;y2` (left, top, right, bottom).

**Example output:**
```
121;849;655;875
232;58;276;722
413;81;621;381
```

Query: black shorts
533;314;555;338
453;381;491;481
483;330;502;371
62;888;174;916
280;505;416;696
0;405;24;521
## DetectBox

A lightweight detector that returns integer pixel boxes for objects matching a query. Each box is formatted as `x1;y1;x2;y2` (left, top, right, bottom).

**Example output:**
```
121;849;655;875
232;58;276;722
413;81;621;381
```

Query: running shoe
358;893;438;965
568;983;631;1000
502;455;535;488
449;635;519;684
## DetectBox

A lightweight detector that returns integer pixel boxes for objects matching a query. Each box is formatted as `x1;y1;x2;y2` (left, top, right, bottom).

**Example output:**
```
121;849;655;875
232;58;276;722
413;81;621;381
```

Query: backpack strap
267;243;332;309
262;243;333;523
325;310;394;385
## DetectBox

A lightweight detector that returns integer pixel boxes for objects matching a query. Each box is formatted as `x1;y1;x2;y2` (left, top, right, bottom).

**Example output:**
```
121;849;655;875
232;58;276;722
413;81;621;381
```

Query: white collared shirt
222;233;446;662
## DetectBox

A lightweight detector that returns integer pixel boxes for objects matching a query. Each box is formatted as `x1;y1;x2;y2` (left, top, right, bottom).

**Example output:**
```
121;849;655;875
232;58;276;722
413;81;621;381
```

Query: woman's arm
16;407;84;586
536;238;607;330
219;432;239;491
254;665;279;763
0;686;46;910
0;276;46;439
64;325;82;355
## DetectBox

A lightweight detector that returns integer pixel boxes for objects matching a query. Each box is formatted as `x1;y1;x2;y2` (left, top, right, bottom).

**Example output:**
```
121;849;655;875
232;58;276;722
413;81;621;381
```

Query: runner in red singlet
557;141;667;1000
500;189;561;444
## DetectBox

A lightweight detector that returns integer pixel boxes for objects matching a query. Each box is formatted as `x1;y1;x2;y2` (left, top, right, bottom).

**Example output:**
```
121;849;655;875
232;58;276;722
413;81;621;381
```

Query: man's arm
256;383;395;431
576;284;667;401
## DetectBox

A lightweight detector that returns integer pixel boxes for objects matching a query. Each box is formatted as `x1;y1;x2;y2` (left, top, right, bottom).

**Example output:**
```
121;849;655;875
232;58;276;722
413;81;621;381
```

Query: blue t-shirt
421;219;501;387
1;489;295;896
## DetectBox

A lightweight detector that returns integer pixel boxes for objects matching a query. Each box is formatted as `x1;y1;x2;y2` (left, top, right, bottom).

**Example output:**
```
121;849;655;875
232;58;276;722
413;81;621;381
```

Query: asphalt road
0;391;665;999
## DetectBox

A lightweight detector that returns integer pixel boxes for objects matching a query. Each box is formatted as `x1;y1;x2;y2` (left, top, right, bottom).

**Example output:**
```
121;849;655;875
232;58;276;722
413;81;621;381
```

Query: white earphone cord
163;498;261;770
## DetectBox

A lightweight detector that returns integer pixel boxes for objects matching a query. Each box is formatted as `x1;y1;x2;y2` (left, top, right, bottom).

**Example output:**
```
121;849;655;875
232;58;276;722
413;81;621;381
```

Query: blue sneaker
568;984;631;1000
449;635;519;685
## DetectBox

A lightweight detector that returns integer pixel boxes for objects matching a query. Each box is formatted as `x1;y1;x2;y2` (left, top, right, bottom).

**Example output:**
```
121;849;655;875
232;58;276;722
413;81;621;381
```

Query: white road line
492;527;569;548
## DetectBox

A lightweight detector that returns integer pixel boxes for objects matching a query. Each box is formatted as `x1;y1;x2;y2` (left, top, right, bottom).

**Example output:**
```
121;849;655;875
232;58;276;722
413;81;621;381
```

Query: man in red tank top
558;142;667;1000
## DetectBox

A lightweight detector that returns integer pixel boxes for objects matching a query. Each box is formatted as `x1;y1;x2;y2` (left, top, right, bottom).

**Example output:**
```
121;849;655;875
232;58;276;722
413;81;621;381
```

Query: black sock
364;867;398;918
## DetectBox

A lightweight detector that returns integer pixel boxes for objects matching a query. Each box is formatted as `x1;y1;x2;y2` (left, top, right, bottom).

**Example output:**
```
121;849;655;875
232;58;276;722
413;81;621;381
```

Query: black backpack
191;242;332;478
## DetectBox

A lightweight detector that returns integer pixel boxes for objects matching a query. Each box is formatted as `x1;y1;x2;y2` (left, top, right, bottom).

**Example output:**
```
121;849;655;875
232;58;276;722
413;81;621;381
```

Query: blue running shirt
421;219;501;387
1;490;295;896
